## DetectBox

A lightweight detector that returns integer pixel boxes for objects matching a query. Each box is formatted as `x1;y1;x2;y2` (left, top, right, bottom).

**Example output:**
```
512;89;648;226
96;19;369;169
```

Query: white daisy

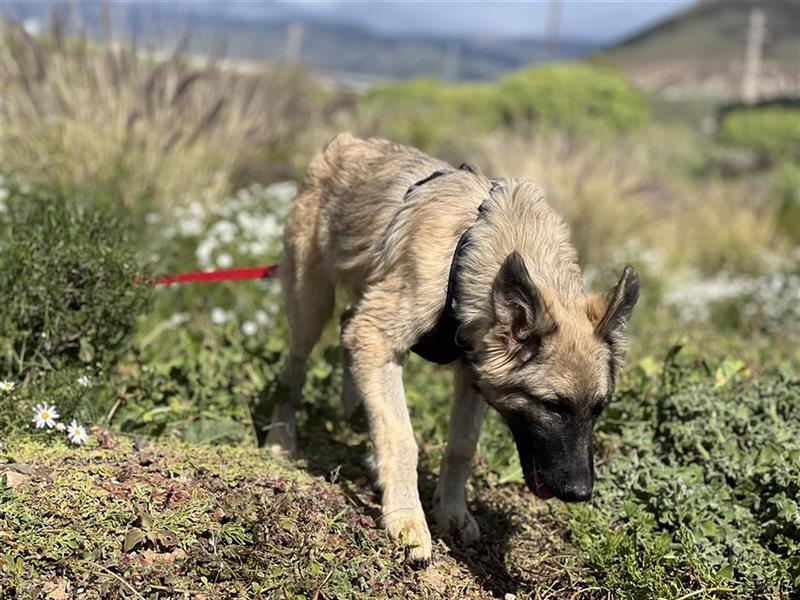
169;312;190;328
210;307;228;325
66;420;88;445
32;404;59;429
216;252;233;268
0;380;15;393
55;422;66;431
241;320;258;336
77;375;92;388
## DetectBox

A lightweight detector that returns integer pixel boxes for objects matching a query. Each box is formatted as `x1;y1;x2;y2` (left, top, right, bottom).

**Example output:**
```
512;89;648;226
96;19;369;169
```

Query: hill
604;0;800;100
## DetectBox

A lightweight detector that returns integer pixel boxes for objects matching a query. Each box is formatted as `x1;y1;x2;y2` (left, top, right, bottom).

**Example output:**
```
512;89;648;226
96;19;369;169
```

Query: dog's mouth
511;430;556;500
531;467;554;500
521;456;554;500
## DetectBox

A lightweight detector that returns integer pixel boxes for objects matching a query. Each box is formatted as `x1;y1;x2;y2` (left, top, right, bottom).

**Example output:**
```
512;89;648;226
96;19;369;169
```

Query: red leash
138;264;279;286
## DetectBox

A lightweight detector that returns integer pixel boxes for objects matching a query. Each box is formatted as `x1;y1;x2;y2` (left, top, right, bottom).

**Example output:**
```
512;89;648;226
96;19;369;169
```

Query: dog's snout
560;482;593;503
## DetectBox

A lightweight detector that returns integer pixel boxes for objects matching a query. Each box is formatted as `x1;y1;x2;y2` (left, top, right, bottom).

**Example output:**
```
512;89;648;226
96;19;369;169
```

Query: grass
477;131;790;277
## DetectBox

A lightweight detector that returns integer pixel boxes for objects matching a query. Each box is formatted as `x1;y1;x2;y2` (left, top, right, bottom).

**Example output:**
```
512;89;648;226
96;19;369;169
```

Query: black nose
560;482;593;502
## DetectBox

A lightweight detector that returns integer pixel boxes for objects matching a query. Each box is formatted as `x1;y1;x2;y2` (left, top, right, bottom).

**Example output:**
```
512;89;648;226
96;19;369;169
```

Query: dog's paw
383;508;433;566
265;425;297;458
432;500;480;546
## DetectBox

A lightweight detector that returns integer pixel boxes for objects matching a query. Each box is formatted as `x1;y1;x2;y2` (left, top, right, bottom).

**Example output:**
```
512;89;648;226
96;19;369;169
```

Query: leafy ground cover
2;352;797;599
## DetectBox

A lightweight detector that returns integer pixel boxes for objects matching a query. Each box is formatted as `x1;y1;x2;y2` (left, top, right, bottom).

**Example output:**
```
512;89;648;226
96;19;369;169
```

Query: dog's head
474;252;639;502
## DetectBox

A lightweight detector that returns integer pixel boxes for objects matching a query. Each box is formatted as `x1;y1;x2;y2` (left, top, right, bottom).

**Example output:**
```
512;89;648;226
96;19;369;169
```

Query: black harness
408;163;495;365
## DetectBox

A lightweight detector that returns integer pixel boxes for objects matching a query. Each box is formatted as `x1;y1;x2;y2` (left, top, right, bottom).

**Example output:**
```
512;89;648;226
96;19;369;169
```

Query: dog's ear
587;266;639;347
493;252;557;358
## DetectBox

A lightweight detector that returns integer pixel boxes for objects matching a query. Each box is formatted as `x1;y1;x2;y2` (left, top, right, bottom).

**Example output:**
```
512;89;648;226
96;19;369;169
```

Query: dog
266;133;639;564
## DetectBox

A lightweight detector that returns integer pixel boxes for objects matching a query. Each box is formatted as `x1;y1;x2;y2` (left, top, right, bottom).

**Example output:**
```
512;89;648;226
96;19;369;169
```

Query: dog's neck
453;179;586;366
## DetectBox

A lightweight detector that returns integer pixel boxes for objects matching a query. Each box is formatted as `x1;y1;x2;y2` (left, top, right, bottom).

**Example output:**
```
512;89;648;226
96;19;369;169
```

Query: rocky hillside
604;0;800;100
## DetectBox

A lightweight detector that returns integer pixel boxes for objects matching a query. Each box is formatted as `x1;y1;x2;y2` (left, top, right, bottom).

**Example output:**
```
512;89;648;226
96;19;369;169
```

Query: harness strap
410;227;473;364
405;169;450;196
409;166;498;365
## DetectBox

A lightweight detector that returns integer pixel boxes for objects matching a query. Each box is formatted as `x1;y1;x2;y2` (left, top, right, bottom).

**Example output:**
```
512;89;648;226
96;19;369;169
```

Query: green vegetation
573;354;799;598
497;62;648;134
1;18;799;600
3;354;797;598
359;62;647;150
0;184;150;379
718;106;800;165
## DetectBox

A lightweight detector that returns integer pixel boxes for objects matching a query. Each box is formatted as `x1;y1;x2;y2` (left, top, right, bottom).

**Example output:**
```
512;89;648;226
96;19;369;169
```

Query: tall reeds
0;16;316;211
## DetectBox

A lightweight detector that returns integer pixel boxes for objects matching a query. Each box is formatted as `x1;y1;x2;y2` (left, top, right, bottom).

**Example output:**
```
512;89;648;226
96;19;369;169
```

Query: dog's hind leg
339;307;362;420
433;359;486;545
266;220;335;457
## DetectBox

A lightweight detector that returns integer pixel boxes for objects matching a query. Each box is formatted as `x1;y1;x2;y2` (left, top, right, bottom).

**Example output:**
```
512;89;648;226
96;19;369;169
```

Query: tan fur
269;133;637;565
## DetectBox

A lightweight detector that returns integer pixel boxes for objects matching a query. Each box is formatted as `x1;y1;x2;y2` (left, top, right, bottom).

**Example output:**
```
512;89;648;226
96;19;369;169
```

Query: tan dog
267;133;639;564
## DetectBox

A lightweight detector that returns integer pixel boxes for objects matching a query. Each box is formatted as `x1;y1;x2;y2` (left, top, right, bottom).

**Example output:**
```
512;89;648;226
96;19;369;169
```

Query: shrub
772;161;800;243
358;62;647;149
358;79;500;150
718;106;800;165
0;180;151;379
0;20;317;212
497;62;649;134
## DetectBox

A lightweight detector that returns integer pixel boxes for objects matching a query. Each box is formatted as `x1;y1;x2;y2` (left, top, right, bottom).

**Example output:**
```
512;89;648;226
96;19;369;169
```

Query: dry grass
481;132;786;277
482;133;667;266
668;178;782;275
0;18;316;211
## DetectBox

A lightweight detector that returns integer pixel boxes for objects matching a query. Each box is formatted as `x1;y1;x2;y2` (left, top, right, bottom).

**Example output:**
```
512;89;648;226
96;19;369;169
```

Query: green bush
0;180;151;379
498;62;649;134
359;79;500;150
570;351;800;597
358;62;648;149
772;161;800;242
718;106;800;165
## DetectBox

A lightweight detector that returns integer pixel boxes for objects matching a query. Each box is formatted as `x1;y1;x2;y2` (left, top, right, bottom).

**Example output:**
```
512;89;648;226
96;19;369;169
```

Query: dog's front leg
433;358;486;545
341;312;432;565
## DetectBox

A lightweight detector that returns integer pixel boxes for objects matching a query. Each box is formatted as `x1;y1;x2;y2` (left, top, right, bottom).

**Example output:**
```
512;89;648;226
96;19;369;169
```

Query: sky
173;0;695;43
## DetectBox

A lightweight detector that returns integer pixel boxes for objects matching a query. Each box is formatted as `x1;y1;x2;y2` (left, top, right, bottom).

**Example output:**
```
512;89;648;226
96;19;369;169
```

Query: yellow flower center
41;411;49;419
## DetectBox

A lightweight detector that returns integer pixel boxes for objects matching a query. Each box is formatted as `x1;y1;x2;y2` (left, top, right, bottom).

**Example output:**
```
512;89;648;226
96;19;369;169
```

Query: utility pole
741;8;765;105
545;0;562;61
285;22;304;63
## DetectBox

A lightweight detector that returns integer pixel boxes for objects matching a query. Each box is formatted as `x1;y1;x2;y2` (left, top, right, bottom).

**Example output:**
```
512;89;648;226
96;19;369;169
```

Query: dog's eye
541;399;569;417
591;398;609;419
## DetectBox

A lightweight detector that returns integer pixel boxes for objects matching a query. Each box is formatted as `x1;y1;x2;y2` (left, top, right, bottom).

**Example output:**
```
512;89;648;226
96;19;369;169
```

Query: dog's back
285;132;489;296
